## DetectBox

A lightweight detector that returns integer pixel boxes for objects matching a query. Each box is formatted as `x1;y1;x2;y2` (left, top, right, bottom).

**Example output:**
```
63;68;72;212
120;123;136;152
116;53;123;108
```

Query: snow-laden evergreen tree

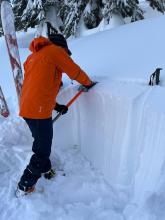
12;0;28;31
127;0;144;21
4;0;165;38
59;0;90;37
20;0;45;30
147;0;165;13
102;0;144;23
12;0;57;31
83;0;103;29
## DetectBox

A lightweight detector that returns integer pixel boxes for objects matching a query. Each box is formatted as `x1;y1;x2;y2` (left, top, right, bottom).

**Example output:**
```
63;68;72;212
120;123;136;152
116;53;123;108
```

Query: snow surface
1;14;165;220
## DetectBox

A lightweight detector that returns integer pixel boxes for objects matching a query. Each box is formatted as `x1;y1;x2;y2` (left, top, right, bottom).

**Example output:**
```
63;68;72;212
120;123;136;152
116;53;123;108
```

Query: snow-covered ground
1;14;165;220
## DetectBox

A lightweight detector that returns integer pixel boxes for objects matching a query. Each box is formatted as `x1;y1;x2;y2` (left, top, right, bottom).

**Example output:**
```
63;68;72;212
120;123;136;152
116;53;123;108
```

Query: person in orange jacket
17;34;94;194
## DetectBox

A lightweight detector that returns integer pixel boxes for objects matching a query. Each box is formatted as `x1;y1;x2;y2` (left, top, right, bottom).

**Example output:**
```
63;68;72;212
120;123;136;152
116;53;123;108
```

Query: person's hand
78;81;97;92
54;103;68;115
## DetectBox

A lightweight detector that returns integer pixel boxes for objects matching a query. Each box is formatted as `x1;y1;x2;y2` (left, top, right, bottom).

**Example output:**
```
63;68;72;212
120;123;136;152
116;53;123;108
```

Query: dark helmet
49;34;72;56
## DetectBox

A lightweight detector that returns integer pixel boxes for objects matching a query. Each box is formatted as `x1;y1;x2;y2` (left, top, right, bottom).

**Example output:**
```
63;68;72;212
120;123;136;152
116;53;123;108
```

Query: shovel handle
53;89;84;123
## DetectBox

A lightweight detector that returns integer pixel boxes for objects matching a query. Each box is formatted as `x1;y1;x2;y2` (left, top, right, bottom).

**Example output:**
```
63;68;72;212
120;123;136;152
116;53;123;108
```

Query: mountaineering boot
43;168;56;179
16;168;41;197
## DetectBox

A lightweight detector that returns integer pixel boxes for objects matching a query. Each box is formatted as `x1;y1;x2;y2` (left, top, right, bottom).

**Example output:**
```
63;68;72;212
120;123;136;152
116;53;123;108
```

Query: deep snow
1;14;165;220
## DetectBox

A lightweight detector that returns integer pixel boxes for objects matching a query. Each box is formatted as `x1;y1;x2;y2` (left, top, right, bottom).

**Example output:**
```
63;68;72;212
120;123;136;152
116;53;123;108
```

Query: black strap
46;22;58;37
149;68;162;86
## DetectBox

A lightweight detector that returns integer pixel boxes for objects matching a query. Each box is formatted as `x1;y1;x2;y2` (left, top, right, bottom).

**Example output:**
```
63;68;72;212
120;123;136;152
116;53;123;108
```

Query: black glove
78;81;97;92
54;103;68;115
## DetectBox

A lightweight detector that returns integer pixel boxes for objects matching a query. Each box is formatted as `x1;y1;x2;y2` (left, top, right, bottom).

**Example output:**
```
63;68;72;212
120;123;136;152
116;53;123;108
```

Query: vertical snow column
77;82;151;189
131;88;165;205
77;82;135;187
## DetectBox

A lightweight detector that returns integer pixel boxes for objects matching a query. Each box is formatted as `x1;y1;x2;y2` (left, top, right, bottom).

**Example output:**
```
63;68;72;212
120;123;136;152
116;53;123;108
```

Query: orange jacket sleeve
52;47;92;86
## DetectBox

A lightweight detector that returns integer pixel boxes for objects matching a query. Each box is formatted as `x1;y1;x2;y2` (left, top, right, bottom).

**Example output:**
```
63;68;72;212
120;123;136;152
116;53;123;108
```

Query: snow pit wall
54;81;165;204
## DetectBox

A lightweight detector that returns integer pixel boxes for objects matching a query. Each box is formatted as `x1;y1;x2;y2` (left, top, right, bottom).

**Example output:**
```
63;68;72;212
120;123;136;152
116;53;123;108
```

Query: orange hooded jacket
19;37;91;119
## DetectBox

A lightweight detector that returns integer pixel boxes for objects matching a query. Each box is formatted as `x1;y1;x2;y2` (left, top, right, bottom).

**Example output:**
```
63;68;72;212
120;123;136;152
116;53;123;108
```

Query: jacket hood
29;37;52;52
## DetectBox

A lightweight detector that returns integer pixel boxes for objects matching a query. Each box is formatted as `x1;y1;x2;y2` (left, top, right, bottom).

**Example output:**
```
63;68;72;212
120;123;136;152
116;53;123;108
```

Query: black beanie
49;34;72;56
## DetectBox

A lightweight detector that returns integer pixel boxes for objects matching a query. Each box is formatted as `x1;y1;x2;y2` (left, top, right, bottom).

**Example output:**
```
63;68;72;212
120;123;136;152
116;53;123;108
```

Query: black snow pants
19;117;53;188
